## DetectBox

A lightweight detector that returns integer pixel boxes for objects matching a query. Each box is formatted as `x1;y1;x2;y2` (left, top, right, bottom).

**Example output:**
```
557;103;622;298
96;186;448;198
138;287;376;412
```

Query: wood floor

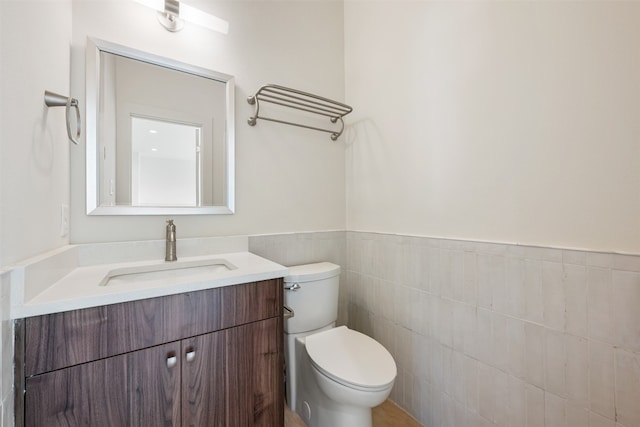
372;400;422;427
284;399;422;427
284;405;307;427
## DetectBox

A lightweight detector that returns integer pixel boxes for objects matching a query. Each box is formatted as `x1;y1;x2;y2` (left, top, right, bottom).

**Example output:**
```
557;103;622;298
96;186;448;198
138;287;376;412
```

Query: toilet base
298;398;372;427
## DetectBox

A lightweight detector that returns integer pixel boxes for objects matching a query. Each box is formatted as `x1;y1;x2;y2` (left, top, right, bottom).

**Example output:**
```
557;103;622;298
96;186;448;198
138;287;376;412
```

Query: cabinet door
181;330;225;426
128;342;182;426
25;342;181;427
226;317;283;426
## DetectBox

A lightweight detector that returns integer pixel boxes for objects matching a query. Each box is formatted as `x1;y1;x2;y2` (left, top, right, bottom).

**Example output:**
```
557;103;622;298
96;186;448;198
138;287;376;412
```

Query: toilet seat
305;326;396;392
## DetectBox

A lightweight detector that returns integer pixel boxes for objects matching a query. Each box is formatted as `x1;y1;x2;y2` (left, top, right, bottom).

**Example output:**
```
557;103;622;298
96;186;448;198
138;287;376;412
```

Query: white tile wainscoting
345;231;640;427
250;231;640;427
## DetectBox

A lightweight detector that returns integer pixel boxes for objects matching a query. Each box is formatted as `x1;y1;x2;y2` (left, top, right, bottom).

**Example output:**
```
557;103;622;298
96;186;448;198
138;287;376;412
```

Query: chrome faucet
165;220;177;262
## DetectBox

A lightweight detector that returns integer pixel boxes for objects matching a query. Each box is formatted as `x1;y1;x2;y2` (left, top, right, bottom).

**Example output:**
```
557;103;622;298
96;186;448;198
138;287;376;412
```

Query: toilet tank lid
284;262;341;283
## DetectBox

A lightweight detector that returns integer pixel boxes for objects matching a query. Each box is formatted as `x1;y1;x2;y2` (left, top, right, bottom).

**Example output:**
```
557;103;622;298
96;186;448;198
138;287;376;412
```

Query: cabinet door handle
186;349;196;363
167;352;177;369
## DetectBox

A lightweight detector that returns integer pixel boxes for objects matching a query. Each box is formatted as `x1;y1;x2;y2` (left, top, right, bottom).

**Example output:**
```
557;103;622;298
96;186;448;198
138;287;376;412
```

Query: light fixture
133;0;229;34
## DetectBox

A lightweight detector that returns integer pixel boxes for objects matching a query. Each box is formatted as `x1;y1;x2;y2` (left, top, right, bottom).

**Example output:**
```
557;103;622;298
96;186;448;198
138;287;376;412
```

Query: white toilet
284;262;397;427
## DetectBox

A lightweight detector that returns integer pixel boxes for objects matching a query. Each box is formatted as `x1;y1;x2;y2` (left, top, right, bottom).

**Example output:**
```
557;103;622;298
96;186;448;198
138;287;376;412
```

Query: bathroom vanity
15;278;284;426
9;242;288;427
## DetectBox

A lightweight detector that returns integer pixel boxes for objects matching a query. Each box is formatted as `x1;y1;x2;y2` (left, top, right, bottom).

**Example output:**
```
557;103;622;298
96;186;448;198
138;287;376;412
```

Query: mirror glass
130;117;200;207
86;38;235;215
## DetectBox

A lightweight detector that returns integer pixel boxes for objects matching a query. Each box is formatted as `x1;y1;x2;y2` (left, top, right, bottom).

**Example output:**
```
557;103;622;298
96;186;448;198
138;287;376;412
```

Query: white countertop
10;239;288;319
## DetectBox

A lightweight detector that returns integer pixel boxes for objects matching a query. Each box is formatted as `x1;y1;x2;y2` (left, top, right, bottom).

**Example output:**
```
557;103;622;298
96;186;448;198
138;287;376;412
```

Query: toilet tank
283;262;341;334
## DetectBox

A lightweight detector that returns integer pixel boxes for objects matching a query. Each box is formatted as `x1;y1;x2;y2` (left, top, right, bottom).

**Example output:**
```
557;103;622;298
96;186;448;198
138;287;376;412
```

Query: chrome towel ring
44;90;81;145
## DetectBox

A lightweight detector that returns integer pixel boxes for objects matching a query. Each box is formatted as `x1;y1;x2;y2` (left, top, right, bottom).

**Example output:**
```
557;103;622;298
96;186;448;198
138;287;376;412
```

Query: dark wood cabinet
25;341;181;427
226;318;281;426
17;279;284;427
181;330;226;426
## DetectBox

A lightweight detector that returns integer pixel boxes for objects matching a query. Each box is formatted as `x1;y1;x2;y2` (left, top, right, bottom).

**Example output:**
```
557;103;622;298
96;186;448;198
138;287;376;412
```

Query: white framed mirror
86;37;235;215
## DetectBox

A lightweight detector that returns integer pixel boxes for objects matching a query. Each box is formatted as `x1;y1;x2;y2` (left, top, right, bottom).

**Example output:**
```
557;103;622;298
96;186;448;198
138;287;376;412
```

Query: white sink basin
99;259;236;286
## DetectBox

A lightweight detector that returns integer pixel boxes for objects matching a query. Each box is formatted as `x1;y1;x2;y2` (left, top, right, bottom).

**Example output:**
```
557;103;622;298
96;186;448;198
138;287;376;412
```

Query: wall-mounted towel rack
44;90;81;145
247;84;352;141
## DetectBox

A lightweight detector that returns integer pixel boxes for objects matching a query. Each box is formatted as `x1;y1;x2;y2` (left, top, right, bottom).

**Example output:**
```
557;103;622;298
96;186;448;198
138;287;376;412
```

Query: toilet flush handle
285;282;301;291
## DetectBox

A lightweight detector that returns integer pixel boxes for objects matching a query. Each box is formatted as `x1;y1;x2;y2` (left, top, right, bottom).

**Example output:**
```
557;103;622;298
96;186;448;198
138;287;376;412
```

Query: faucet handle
166;219;176;234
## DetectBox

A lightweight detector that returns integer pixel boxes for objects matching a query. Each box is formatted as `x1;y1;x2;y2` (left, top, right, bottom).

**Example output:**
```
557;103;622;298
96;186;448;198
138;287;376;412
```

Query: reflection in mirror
131;117;200;207
86;37;235;215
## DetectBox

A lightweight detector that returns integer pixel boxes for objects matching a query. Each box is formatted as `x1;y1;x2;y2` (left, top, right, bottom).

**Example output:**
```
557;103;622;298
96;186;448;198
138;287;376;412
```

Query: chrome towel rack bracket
44;90;81;145
247;84;352;141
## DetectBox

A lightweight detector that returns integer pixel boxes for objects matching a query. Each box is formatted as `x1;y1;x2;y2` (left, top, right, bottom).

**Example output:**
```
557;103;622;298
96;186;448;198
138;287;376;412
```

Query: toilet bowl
307;325;396;403
283;262;397;427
